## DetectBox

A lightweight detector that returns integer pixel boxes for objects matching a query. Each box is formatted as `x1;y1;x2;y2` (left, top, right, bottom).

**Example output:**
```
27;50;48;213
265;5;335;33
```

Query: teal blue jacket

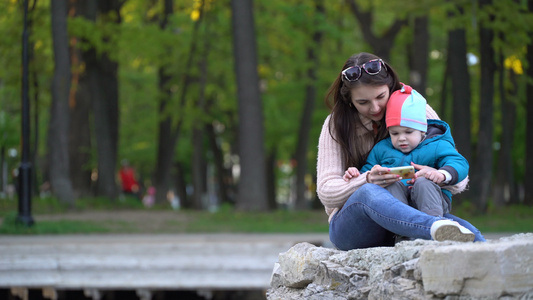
361;119;469;201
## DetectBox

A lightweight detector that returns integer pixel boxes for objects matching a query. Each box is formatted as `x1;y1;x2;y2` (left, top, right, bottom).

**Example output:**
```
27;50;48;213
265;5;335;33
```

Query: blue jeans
329;184;486;250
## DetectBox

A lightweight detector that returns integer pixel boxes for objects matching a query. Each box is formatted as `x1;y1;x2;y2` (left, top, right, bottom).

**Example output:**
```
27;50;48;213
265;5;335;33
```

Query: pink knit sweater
316;105;469;222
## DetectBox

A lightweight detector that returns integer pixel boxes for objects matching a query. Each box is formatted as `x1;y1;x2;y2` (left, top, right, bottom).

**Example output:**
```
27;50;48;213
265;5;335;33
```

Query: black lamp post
17;0;34;226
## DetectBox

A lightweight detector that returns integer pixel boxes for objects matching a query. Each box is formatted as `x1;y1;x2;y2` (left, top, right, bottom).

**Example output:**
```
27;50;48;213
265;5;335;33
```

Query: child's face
388;126;425;153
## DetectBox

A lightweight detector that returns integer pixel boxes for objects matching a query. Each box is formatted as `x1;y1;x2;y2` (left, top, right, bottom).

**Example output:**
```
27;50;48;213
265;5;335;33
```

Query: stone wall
267;233;533;299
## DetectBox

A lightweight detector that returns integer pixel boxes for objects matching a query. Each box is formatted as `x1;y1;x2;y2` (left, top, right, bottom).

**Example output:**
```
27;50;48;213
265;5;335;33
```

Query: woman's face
350;84;390;122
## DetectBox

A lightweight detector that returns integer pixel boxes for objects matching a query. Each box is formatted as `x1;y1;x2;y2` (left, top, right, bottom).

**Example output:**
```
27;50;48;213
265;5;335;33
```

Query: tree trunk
206;122;231;205
173;161;189;208
231;0;269;211
311;174;322;210
27;1;41;197
93;0;122;200
447;5;472;206
439;55;449;120
191;26;211;210
48;0;74;205
494;53;517;206
525;0;533;206
266;150;277;210
448;5;472;164
345;0;407;61
154;0;200;204
69;0;96;198
471;0;496;213
191;129;207;209
408;16;428;96
155;66;177;204
293;0;324;210
93;55;119;200
0;147;5;195
153;0;175;205
69;66;93;198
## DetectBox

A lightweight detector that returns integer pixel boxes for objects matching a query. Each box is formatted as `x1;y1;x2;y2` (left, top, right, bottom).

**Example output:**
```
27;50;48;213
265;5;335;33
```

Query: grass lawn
0;196;532;235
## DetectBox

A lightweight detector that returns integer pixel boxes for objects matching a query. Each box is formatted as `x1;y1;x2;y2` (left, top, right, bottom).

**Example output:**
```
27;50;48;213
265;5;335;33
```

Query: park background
1;0;533;234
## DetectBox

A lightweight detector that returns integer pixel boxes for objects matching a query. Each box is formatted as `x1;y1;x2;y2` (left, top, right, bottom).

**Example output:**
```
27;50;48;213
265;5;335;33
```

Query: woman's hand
343;167;361;182
366;165;400;187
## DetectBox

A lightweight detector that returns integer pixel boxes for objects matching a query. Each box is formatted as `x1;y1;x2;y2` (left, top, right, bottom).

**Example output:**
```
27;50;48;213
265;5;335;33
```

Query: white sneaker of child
430;219;475;242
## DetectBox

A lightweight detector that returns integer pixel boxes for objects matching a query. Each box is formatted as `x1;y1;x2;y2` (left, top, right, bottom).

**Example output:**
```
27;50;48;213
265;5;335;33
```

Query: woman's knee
345;184;379;205
346;183;396;209
354;183;382;197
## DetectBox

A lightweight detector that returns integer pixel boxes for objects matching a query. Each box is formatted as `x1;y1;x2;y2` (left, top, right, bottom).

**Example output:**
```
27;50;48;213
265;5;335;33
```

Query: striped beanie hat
386;84;427;132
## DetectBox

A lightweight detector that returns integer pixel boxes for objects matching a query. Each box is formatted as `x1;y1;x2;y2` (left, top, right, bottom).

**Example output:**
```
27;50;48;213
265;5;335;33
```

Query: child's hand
343;167;360;182
424;170;445;184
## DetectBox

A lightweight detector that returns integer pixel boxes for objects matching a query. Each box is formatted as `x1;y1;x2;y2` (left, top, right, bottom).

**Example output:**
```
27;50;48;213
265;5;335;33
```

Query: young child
344;84;469;218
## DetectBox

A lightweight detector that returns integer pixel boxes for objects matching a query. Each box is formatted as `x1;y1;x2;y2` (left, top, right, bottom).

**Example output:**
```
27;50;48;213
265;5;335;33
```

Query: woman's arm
426;104;440;119
316;116;368;210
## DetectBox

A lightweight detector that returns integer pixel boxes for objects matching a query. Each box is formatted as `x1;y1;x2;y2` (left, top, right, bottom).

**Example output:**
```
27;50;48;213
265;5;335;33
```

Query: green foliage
479;0;531;59
118;67;158;177
0;111;20;149
0;2;23;120
0;0;53;170
453;202;533;233
0;0;531;210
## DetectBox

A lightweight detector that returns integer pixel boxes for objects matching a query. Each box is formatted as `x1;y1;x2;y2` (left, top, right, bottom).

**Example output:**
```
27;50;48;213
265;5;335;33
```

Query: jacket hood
419;119;454;149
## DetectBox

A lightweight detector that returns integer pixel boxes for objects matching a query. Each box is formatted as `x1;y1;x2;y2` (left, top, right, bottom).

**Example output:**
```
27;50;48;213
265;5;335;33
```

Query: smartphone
387;166;415;179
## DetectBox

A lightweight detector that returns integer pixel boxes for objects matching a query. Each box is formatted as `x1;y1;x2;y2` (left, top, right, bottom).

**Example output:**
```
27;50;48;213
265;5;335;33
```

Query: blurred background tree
1;0;533;213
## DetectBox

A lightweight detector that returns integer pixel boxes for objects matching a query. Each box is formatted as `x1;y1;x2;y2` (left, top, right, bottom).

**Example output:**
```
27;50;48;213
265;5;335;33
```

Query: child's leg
386;182;413;243
410;178;450;217
386;182;409;206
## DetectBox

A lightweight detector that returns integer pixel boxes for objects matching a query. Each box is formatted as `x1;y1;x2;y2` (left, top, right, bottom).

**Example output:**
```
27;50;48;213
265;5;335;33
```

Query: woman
316;52;485;250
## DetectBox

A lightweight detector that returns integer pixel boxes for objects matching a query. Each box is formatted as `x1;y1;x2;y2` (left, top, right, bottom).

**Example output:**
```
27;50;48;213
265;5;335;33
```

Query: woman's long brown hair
325;52;402;169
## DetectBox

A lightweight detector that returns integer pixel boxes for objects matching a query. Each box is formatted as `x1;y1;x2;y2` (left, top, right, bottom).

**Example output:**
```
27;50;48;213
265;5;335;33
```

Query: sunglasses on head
341;59;387;82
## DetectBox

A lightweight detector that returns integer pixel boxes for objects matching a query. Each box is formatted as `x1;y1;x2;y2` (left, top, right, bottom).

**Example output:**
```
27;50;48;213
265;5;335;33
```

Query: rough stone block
419;234;533;298
275;242;340;288
268;233;533;300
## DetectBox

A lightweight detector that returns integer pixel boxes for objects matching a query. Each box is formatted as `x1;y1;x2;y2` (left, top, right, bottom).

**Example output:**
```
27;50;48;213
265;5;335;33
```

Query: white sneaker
430;220;475;242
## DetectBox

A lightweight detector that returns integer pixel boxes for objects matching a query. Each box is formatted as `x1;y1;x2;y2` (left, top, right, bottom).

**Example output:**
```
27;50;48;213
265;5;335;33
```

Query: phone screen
388;166;415;179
